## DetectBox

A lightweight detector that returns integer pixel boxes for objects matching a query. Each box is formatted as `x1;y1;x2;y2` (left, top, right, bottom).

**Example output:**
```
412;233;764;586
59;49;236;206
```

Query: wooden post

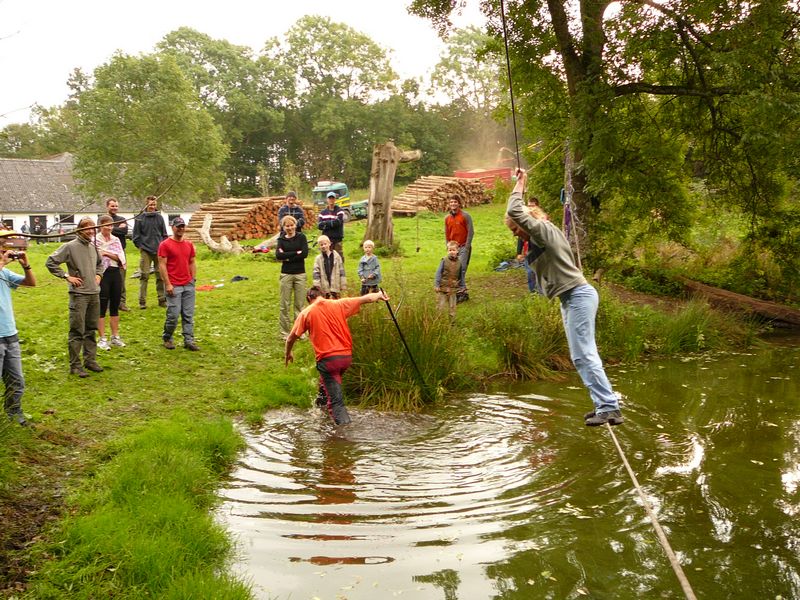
365;141;421;247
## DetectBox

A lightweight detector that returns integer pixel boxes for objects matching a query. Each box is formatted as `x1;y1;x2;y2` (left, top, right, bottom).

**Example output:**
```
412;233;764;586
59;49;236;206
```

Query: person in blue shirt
0;247;36;426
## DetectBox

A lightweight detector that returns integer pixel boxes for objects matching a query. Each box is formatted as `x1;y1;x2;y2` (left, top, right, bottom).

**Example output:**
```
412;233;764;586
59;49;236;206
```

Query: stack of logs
392;176;491;215
184;196;316;243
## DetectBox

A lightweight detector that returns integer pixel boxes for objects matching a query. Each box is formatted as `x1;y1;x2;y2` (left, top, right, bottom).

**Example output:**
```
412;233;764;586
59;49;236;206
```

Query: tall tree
157;28;288;196
276;16;399;186
410;0;800;268
74;53;228;203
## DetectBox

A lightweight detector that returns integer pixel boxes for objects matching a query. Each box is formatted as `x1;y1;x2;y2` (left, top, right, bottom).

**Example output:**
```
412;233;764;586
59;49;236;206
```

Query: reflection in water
218;339;800;599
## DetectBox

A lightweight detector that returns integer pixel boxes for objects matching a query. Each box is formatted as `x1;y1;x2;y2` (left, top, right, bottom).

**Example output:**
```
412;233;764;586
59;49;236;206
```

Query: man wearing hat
277;191;306;232
157;217;198;351
317;192;345;260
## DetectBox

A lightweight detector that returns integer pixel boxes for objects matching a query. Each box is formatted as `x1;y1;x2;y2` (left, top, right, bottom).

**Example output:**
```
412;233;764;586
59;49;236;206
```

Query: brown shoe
84;362;104;373
163;339;175;350
70;367;90;378
119;304;131;312
183;341;200;351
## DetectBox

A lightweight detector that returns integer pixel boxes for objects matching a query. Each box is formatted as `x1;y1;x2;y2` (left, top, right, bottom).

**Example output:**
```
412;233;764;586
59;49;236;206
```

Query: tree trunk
365;141;421;247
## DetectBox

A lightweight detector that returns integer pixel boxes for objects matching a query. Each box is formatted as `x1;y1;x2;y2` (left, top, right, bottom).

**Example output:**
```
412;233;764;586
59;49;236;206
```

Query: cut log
679;277;800;328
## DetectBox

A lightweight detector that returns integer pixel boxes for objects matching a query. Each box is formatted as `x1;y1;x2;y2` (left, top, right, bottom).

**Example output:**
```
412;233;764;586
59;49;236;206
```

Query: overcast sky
0;0;484;128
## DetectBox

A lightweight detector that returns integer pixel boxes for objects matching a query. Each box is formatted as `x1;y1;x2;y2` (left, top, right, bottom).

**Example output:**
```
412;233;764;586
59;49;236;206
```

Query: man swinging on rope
284;285;389;426
505;168;623;426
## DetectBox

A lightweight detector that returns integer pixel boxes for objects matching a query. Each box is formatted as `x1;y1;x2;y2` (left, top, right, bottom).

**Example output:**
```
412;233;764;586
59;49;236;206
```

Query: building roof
0;153;88;213
0;153;197;214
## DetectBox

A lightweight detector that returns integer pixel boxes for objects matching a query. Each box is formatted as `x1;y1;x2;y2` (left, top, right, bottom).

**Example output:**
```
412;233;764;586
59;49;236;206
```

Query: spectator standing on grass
317;192;345;260
0;243;36;425
278;191;306;232
444;195;473;302
106;197;130;311
46;218;104;377
434;240;464;320
276;215;308;340
95;215;127;351
132;195;167;309
158;217;198;351
357;239;381;295
32;217;43;244
506;168;623;427
313;235;346;299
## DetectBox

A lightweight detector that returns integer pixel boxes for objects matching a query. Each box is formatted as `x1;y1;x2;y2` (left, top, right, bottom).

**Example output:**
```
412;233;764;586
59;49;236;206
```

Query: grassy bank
0;200;759;597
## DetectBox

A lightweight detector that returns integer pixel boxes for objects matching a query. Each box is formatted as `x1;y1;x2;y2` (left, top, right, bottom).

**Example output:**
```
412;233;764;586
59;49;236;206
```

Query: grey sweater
506;192;587;299
46;236;104;294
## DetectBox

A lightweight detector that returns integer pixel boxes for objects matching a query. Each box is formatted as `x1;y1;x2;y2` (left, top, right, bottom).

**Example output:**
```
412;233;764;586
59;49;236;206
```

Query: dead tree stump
365;141;421;247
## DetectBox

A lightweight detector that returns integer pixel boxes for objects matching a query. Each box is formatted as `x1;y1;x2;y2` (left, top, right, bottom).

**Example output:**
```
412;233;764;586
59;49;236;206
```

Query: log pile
185;196;316;243
392;176;491;215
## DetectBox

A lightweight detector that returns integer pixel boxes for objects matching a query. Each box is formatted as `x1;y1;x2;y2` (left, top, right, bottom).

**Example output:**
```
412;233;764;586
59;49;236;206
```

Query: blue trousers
559;284;619;414
163;282;196;344
0;335;25;421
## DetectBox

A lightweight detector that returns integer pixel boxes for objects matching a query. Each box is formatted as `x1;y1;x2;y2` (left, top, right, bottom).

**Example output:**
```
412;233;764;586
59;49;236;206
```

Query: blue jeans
163;282;195;344
0;335;25;420
559;284;619;414
457;245;471;290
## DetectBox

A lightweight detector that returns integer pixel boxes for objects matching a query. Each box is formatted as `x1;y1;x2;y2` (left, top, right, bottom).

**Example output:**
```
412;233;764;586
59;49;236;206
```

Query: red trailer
452;167;513;189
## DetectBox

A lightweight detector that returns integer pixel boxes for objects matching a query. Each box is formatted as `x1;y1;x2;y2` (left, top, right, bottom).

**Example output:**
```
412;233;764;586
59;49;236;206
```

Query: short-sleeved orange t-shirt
290;297;363;361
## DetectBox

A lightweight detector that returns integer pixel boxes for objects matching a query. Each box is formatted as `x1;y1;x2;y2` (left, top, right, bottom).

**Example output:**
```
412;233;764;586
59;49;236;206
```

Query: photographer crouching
0;246;36;426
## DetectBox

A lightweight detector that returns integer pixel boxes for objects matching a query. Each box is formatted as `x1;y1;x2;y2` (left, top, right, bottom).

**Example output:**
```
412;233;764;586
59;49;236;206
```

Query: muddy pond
218;335;800;599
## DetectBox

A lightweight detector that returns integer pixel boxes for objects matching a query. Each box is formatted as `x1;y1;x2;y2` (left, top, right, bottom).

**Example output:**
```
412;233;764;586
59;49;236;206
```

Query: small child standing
313;235;346;298
357;239;382;295
434;240;464;319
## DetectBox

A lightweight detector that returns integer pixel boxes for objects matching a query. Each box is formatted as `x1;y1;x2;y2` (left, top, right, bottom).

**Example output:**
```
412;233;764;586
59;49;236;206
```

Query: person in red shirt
157;217;198;351
284;286;389;425
444;195;473;301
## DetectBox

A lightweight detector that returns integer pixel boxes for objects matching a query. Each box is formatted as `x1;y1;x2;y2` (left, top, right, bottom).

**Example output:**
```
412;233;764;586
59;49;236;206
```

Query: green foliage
347;298;467;409
29;415;248;599
74;53;228;203
472;295;571;380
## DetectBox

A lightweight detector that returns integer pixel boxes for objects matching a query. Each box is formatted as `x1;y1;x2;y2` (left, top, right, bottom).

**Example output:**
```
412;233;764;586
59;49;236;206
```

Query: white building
0;153;196;239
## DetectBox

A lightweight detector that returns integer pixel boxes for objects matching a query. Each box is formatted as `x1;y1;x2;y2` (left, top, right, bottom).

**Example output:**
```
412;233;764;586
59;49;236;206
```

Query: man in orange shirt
285;286;389;425
444;195;473;301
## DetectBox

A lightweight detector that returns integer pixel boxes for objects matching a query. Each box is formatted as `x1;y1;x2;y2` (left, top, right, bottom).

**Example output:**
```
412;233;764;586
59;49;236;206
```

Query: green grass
1;201;759;597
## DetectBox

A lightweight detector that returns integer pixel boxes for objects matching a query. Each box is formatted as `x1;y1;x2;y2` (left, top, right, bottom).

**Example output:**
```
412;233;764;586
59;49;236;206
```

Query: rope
605;423;698;600
499;0;521;170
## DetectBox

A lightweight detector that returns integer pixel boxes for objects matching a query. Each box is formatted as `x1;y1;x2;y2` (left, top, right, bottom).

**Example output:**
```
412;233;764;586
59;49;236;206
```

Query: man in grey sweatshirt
46;218;105;377
505;168;623;427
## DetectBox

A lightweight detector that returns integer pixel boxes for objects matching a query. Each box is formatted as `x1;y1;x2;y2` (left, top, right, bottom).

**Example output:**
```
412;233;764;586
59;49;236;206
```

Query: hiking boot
70;366;89;378
184;341;200;351
84;362;104;373
110;336;126;347
585;410;624;427
119;304;131;312
8;411;28;427
97;337;110;351
584;410;596;420
163;339;176;350
158;301;168;308
139;304;147;310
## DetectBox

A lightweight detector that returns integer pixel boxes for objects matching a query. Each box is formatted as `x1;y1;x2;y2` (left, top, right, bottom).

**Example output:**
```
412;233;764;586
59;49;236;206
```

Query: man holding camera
0;246;36;426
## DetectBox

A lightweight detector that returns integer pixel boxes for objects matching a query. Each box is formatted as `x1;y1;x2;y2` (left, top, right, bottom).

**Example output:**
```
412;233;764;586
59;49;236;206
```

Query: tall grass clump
347;297;470;410
473;295;571;380
28;414;250;599
655;300;758;353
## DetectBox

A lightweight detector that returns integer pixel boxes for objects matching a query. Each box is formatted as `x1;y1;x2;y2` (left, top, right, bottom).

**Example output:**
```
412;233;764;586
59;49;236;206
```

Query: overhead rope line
499;0;521;170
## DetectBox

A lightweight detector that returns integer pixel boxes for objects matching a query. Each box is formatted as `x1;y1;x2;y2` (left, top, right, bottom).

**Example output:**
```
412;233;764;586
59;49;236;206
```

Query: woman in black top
275;215;308;339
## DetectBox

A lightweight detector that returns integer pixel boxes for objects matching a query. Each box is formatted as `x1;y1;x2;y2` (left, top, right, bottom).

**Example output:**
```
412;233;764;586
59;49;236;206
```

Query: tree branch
613;82;734;97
